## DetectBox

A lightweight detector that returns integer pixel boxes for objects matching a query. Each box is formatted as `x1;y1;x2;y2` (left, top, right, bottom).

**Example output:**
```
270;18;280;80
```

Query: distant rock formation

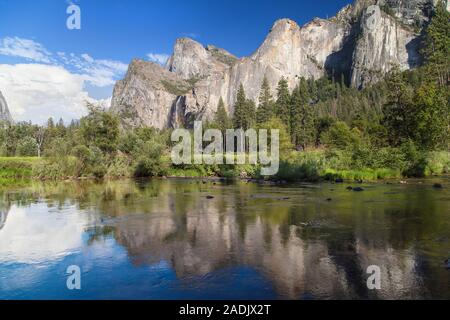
111;0;437;129
0;91;13;123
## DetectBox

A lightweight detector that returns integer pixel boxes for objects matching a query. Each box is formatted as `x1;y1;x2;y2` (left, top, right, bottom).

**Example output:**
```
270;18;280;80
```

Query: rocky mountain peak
272;18;300;30
333;4;355;23
111;0;437;129
166;37;232;80
0;91;13;124
352;0;436;25
350;2;423;88
205;45;238;66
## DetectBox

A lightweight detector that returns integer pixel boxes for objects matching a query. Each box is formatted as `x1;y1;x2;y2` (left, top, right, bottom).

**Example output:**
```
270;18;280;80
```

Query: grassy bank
0;150;449;184
0;157;42;183
275;150;450;182
163;149;450;182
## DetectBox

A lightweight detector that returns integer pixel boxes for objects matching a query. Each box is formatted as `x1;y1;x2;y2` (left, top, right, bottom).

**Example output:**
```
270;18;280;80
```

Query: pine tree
233;84;255;130
382;68;415;146
422;0;450;87
233;84;247;129
256;77;274;124
307;78;318;103
275;77;291;133
214;97;231;132
290;78;315;149
413;82;449;150
257;117;293;157
245;99;257;130
47;117;55;129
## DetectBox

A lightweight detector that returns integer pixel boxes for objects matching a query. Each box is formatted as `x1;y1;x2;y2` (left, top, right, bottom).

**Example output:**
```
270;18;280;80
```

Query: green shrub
32;157;77;179
400;140;428;177
425;151;450;175
16;137;37;157
134;141;168;177
275;151;325;181
321;121;361;149
106;154;132;178
0;144;7;157
161;79;191;96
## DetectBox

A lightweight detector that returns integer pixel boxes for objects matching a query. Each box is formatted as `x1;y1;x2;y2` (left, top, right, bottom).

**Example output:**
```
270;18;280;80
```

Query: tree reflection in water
0;178;449;299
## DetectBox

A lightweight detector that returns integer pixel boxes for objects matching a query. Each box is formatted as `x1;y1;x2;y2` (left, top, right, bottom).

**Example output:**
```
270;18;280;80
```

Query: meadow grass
425;151;450;176
0;149;448;183
0;157;42;179
322;168;401;181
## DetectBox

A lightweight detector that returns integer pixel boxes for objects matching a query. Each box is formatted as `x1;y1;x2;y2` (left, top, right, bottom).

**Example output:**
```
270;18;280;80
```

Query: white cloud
0;204;87;264
147;53;170;65
96;96;112;109
57;52;128;87
0;63;95;123
0;37;128;88
0;37;52;63
0;37;129;123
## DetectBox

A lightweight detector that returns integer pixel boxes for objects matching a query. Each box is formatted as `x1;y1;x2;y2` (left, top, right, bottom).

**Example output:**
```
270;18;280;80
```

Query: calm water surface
0;178;449;300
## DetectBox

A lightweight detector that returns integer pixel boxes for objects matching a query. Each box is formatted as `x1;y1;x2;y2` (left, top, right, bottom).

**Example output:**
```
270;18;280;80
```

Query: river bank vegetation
0;2;448;183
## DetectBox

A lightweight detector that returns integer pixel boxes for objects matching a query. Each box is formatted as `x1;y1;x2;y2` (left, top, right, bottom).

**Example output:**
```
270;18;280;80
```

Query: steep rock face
111;0;434;129
165;16;352;118
166;38;235;119
166;38;231;79
352;0;436;25
381;0;436;25
351;4;422;88
226;17;350;109
110;60;191;129
0;91;13;123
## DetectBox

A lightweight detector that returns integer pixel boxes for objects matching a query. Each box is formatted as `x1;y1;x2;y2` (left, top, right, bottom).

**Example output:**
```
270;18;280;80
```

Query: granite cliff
111;0;439;129
0;91;13;124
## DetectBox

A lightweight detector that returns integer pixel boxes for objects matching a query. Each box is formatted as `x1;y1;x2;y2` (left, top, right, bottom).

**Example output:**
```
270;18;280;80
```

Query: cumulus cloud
0;36;128;88
0;204;86;264
0;37;52;63
58;52;128;87
146;53;170;65
0;37;129;123
0;63;93;123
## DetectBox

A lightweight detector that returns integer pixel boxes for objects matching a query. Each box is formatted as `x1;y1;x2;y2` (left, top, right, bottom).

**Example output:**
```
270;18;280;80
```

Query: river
0;178;449;299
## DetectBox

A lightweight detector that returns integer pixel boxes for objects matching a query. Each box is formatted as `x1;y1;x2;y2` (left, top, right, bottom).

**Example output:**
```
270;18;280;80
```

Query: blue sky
0;0;352;123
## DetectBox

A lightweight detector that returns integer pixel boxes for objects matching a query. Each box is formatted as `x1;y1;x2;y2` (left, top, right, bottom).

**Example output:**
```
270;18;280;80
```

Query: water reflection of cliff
0;205;9;231
2;179;448;299
96;179;449;300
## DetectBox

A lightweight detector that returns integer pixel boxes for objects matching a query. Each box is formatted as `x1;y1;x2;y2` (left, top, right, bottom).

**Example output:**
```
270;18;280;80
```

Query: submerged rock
433;183;443;189
353;187;365;192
